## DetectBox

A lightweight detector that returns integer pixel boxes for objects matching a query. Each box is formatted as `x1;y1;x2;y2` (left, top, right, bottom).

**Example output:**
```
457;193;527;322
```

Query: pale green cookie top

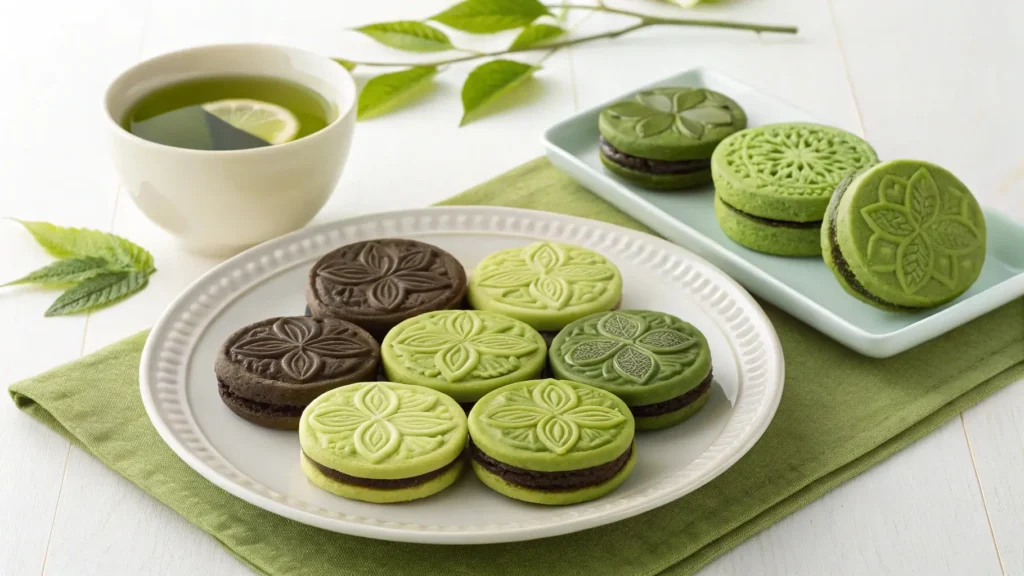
599;87;747;161
300;381;467;480
549;311;712;406
467;241;623;332
381;310;547;403
468;379;634;472
711;123;878;222
832;159;986;308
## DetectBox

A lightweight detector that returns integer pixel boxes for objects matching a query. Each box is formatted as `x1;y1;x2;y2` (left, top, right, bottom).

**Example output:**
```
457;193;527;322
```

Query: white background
1;0;1022;574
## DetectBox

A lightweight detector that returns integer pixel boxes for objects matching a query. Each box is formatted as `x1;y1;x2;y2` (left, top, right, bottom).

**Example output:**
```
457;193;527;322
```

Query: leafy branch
342;0;797;125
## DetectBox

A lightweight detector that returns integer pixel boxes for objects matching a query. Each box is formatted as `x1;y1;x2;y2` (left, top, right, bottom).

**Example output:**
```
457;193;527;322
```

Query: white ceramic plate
140;206;784;544
544;67;1024;357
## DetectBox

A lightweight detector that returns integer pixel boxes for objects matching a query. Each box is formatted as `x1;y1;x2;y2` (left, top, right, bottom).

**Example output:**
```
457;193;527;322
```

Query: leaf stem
339;8;795;68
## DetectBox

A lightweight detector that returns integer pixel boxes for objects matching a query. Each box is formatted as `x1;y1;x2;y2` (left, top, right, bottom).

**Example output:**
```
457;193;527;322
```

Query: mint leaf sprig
343;0;797;125
4;221;156;316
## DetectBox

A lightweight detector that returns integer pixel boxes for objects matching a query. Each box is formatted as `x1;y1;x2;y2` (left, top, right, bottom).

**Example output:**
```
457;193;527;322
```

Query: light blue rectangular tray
543;67;1024;357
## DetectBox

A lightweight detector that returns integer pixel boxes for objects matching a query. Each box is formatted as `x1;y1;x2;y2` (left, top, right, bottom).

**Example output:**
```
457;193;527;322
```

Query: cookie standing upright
307;239;467;340
599;87;747;190
549;310;713;430
468;379;636;505
215;316;380;430
467;241;623;333
300;381;468;503
712;123;878;256
381;310;547;406
822;159;986;310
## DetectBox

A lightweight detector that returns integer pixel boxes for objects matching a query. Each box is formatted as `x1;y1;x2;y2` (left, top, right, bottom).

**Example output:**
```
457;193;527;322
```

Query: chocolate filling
600;138;710;175
826;175;920;311
217;379;304;417
631;370;713;418
303;452;460;489
719;197;823;229
470;442;632;492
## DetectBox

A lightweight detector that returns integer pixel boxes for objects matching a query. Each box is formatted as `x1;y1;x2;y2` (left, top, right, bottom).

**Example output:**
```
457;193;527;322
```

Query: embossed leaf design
598;313;644;340
907;168;940;225
613;345;656;383
388;413;456;436
396;248;432;272
896;233;932;293
533;380;578;413
563;406;626;428
469;333;538;356
671;90;705;112
282;349;322;381
610;89;734;139
395;331;461;352
356;384;399;418
355;419;400;463
879;175;909;205
231;336;295;357
529;276;570;309
926;217;982;254
566;339;623;366
862;204;917;241
635;329;696;353
436;343;479;382
230;318;371;382
359;243;395;276
445;312;482;339
638;92;673;113
680;106;733;125
316;262;380;285
551;265;614;282
606;101;656;119
636;114;674;138
484;406;547;427
674;114;705;139
474;266;535;288
366;276;404;311
309;405;366;433
538;415;580;455
276;317;317;342
303;336;368;358
393;270;451;291
525;243;563;273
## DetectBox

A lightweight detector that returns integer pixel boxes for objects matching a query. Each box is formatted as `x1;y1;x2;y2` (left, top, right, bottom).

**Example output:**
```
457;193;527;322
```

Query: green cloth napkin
10;158;1024;576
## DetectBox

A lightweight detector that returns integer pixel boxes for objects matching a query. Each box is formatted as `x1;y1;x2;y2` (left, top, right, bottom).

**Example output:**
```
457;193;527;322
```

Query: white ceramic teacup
106;44;357;255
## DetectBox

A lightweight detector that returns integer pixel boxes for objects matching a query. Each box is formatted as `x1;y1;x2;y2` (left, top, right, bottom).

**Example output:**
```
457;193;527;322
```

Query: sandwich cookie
549;310;712;430
822;159;986;310
468;241;622;333
215;316;379;430
307;238;467;340
712;123;878;256
300;381;467;503
381;310;547;407
599;87;746;190
468;379;635;505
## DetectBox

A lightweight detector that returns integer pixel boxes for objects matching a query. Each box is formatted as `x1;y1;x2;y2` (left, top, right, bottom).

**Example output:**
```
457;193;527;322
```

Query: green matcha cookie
299;381;467;503
598;87;746;190
468;379;636;505
711;123;878;256
822;159;986;310
468;241;622;332
549;310;712;430
381;310;546;404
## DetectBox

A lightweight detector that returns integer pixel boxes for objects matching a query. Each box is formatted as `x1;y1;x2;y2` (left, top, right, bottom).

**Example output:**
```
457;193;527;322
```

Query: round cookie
822;159;986;310
549;310;712;430
215;316;380;430
468;241;622;332
711;123;878;256
598;87;746;190
467;379;635;505
381;310;546;405
300;381;467;503
307;239;467;340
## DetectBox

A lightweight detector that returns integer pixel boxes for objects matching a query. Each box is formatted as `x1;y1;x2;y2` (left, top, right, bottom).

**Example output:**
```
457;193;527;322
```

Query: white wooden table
2;0;1022;574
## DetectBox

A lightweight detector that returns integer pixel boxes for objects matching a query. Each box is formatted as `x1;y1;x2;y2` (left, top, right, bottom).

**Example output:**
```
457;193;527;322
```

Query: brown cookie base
303;452;461;489
218;380;304;430
630;370;713;418
469;442;633;492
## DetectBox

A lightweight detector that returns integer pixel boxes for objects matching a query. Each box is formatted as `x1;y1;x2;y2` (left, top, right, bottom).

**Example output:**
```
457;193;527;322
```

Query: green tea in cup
123;75;334;151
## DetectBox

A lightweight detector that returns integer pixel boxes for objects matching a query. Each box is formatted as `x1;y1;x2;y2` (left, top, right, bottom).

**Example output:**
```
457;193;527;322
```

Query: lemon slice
201;99;300;145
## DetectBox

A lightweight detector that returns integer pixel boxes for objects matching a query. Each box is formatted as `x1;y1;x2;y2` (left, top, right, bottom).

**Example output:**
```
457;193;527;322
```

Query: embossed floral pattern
558;312;701;385
605;88;735;139
391;311;540;382
860;167;983;293
719;125;876;197
229;317;373;382
308;383;459;463
472;242;618;311
482;380;627;455
314;241;453;312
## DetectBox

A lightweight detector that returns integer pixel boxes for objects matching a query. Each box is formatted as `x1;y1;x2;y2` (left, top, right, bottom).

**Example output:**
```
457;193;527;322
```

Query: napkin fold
11;158;1024;576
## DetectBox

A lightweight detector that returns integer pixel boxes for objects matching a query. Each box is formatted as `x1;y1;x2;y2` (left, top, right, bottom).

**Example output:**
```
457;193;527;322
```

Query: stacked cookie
215;238;717;506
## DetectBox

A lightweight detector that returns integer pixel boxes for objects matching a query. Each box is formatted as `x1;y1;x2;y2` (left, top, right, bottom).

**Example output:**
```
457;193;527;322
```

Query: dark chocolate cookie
214;316;380;430
306;239;467;340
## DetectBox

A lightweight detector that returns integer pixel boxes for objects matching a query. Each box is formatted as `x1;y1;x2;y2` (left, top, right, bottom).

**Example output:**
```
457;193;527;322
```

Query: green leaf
860;204;916;241
509;23;564;50
926;216;983;254
459;59;539;126
3;256;113;287
14;221;155;273
358;66;438;120
606;101;656;120
637;114;674;138
333;58;357;71
907;168;940;225
44;271;149;317
896;233;931;294
355;21;454;52
432;0;550;33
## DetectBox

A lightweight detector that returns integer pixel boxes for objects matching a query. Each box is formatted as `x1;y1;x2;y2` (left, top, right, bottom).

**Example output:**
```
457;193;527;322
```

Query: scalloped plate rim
140;205;784;544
